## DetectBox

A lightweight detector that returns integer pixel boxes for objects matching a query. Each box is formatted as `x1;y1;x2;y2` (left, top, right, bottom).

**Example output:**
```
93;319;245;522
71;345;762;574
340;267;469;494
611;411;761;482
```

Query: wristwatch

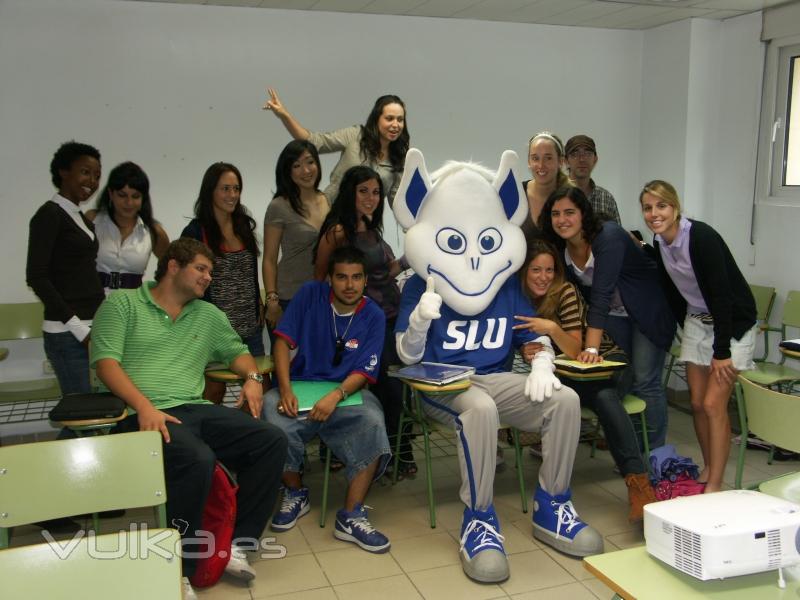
246;372;264;384
584;347;599;355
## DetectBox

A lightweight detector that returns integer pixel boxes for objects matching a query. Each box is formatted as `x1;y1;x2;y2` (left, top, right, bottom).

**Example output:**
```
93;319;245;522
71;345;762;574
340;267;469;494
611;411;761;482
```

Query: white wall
0;0;643;304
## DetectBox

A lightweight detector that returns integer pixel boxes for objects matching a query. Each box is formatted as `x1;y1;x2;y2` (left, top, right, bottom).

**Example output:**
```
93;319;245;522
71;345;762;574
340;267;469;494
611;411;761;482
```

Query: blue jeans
568;357;646;476
604;316;668;449
43;331;91;395
263;387;391;482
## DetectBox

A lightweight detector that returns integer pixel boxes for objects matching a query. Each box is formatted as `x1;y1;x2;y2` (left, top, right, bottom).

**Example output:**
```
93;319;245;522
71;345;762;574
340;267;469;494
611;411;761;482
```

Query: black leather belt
98;271;143;289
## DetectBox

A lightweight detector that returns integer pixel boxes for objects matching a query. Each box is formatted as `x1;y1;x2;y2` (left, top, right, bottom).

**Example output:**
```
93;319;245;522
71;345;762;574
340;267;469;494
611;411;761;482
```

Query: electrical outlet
42;360;54;374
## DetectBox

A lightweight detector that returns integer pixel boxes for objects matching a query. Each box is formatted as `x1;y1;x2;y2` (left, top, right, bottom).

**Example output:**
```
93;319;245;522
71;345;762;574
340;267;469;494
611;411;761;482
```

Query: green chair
0;302;61;404
733;375;800;489
581;393;650;462
0;528;181;599
740;289;800;391
748;284;777;362
392;378;528;528
0;431;167;548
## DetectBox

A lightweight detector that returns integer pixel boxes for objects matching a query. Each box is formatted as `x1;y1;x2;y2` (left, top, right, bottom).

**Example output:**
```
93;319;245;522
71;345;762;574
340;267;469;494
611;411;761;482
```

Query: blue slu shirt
395;275;538;374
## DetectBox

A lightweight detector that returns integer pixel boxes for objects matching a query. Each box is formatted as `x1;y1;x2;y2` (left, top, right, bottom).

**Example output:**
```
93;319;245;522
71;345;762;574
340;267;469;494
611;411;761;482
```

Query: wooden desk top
780;347;800;360
555;368;615;381
400;378;472;394
584;546;800;599
205;354;274;382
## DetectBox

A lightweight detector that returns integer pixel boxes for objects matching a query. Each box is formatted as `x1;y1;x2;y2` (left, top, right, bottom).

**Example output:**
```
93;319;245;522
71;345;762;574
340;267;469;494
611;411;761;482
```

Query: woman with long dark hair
539;186;676;450
87;161;169;293
181;162;263;403
263;140;329;329
263;88;410;207
313;166;413;475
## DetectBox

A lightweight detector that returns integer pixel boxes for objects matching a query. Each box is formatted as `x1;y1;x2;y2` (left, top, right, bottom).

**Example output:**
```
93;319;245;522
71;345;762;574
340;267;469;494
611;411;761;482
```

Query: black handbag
49;392;126;421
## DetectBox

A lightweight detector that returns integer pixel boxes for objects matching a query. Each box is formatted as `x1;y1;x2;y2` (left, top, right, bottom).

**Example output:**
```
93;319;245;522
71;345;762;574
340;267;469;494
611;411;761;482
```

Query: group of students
24;89;758;595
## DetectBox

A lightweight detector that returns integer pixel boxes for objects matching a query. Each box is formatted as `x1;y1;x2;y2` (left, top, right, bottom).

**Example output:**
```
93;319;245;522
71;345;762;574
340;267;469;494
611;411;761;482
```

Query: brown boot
625;473;657;522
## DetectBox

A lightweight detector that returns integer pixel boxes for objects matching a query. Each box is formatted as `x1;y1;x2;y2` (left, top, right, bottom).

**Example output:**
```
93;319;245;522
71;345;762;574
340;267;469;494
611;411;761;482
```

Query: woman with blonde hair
640;180;757;493
521;132;571;239
514;239;655;521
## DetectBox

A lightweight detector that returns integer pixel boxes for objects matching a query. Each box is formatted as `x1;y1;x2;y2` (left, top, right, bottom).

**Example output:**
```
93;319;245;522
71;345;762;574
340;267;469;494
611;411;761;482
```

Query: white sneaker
224;544;256;581
182;577;198;600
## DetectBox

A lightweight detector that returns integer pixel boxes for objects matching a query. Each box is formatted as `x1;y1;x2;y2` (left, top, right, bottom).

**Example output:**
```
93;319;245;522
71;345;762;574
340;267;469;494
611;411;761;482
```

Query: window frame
757;36;800;206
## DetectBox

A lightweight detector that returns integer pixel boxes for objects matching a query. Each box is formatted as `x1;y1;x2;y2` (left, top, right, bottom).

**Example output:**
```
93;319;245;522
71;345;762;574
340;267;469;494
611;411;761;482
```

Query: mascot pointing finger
394;149;603;584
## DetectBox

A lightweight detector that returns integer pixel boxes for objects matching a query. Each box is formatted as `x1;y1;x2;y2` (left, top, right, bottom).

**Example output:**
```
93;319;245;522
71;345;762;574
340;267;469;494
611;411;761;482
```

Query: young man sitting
264;246;392;553
91;238;288;599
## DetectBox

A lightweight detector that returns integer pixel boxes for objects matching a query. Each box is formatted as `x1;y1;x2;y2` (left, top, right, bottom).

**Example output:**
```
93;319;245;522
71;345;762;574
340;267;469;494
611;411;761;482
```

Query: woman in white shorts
641;180;757;493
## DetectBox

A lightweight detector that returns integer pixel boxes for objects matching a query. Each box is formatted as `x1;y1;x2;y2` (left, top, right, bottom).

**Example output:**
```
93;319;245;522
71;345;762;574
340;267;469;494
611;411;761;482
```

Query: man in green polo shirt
91;238;287;598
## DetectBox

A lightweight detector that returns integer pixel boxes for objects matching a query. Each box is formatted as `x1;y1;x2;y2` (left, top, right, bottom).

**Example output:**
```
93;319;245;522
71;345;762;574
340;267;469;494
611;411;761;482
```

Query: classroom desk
0;528;182;600
205;354;274;383
779;346;800;361
583;546;800;600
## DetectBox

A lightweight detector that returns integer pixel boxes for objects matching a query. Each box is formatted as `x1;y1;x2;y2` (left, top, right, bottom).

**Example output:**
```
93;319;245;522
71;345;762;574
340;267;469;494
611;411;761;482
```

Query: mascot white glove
397;276;442;364
524;337;562;403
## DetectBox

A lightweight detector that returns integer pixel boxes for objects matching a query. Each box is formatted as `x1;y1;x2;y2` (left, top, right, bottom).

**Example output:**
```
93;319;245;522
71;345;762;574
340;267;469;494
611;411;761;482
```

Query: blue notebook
389;362;475;386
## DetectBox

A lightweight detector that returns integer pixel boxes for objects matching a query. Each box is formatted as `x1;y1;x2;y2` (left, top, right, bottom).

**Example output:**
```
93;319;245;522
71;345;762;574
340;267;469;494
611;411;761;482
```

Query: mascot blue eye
477;227;502;255
436;227;466;255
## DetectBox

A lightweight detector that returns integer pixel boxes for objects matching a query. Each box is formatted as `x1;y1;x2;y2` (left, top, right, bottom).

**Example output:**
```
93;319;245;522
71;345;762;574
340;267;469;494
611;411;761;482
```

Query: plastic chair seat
740;362;800;387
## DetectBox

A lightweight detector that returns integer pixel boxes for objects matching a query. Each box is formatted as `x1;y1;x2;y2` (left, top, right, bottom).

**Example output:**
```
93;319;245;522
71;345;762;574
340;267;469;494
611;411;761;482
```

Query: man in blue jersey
263;246;392;553
392;150;603;584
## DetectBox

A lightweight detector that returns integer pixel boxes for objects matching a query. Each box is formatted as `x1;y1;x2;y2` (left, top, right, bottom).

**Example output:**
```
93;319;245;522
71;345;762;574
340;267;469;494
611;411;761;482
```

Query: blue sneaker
270;487;310;531
459;505;509;583
532;486;604;557
334;504;390;553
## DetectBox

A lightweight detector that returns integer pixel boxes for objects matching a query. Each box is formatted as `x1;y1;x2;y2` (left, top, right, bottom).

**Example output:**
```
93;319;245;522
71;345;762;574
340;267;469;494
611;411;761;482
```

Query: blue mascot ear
493;151;528;226
392;148;432;230
406;169;428;219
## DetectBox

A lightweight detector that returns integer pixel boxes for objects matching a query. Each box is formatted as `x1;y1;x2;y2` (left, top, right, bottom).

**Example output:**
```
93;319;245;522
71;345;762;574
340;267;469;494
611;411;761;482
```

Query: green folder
292;380;363;413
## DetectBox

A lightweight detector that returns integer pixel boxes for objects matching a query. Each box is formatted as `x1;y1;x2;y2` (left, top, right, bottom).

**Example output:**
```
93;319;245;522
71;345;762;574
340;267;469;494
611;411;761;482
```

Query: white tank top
94;211;153;276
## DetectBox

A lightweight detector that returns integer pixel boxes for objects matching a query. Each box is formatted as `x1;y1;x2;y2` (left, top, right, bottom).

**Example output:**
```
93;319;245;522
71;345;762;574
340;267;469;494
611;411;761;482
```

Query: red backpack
189;462;238;588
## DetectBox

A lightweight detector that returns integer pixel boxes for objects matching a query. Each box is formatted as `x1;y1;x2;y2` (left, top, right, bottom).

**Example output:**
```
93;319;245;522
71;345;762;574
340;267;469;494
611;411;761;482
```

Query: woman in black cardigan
640;180;757;493
26;141;105;395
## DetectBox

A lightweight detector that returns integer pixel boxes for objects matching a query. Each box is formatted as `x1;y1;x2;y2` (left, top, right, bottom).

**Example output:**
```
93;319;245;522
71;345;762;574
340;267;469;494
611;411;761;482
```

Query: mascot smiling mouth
427;260;513;297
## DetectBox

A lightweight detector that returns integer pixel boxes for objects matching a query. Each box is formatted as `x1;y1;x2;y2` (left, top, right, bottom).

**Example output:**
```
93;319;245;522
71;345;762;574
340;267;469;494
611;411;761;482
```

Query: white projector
644;490;800;580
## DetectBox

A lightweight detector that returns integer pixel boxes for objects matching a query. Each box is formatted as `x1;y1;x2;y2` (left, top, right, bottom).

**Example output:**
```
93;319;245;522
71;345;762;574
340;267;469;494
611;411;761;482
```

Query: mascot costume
394;149;604;583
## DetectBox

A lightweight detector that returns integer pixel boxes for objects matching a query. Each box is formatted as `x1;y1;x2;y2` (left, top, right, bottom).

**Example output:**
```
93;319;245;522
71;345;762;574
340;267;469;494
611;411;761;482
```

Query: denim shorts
262;387;391;482
679;315;757;371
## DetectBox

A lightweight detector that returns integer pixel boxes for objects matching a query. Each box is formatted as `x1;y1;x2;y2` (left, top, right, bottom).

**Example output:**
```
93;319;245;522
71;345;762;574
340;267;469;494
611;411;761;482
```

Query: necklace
331;304;356;366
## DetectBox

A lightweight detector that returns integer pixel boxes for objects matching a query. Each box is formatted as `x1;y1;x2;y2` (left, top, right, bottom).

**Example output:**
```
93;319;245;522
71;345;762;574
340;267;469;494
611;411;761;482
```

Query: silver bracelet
584;347;599;355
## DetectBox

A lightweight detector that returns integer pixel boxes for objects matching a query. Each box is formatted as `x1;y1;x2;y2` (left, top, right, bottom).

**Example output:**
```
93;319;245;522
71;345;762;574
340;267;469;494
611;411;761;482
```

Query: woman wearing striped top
181;162;263;404
514;240;656;522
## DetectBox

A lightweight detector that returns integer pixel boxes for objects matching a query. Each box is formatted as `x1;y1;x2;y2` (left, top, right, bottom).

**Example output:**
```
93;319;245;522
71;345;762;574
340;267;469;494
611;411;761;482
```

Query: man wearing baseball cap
564;135;621;224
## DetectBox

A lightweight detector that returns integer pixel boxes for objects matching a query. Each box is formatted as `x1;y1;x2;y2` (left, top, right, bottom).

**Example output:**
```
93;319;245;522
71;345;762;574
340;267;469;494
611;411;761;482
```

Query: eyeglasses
217;184;241;193
332;338;345;366
568;149;595;160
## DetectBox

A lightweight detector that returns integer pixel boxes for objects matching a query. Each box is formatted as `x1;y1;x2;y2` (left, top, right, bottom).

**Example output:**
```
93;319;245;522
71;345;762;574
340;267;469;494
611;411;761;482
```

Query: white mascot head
394;149;528;316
